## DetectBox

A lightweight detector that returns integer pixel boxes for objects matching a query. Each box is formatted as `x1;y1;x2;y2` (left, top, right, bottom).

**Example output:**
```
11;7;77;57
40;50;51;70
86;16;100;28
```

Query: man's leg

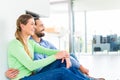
70;53;78;61
70;56;80;69
69;67;90;80
70;53;89;75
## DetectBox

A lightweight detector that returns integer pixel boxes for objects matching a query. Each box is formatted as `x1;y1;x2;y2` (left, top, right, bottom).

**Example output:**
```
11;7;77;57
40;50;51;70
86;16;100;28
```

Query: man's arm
5;69;19;79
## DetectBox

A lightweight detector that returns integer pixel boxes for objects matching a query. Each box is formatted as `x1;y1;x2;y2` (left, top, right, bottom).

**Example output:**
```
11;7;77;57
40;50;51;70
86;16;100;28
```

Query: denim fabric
21;67;89;80
70;56;80;69
38;59;90;80
38;60;66;73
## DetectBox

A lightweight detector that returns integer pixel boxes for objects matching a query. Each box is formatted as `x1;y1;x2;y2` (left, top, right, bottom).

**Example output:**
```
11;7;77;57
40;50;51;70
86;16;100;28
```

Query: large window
74;10;120;54
42;0;120;55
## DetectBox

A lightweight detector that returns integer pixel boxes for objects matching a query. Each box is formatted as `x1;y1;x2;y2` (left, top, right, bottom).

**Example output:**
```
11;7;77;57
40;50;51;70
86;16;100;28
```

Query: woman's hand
5;68;19;79
65;58;72;68
56;51;71;68
61;57;71;68
55;51;68;59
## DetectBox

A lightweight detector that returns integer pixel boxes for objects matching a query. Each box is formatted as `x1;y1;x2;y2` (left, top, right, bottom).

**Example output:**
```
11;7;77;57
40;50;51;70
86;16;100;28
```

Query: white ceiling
49;0;67;4
73;0;120;11
49;0;64;2
49;0;120;12
49;0;68;13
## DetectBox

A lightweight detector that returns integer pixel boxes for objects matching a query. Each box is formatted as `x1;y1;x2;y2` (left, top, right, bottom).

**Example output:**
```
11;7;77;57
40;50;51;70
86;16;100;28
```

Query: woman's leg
40;54;81;73
39;60;90;80
37;56;91;79
34;53;66;73
39;60;66;73
21;67;86;80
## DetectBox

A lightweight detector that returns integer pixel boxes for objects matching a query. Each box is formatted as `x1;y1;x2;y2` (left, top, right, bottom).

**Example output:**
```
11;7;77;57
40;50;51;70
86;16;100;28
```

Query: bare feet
79;65;105;80
79;65;89;75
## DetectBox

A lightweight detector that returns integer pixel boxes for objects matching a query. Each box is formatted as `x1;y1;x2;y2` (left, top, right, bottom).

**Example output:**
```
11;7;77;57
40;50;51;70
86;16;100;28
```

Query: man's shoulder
41;39;49;43
41;39;52;45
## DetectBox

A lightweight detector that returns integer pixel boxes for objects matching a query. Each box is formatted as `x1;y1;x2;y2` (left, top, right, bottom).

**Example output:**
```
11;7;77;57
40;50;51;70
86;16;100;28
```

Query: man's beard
36;32;45;38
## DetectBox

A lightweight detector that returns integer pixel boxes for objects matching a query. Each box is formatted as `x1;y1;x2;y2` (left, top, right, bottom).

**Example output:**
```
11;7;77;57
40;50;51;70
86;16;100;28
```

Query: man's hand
5;69;19;79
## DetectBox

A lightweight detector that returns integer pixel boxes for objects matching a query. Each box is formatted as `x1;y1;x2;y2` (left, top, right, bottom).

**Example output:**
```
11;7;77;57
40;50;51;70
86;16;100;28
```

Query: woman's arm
8;40;57;71
8;40;68;72
30;40;59;56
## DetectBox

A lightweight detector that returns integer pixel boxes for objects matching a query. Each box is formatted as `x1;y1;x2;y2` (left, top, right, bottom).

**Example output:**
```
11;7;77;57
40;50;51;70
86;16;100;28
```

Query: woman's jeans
39;60;90;80
21;60;90;80
22;67;89;80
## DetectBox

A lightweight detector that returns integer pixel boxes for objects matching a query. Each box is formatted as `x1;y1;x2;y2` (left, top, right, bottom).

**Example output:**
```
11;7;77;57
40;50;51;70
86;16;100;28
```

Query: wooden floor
76;54;120;80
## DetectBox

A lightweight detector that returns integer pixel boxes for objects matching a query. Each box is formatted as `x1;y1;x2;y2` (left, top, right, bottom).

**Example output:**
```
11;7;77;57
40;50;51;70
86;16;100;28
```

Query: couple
6;12;105;80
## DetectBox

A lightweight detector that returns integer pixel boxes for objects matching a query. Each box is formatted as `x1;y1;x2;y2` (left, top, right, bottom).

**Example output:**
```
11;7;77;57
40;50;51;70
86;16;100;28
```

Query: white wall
0;0;49;79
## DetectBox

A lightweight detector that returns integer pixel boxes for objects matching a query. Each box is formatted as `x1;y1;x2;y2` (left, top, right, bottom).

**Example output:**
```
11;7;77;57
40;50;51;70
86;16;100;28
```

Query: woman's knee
59;67;70;73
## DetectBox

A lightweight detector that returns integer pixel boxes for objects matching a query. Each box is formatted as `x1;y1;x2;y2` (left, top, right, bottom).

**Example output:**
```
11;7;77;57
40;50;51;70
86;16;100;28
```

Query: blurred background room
1;0;120;80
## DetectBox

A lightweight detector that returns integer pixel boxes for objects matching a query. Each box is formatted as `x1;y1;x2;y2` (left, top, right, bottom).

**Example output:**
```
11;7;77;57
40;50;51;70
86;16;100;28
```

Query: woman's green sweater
7;39;59;80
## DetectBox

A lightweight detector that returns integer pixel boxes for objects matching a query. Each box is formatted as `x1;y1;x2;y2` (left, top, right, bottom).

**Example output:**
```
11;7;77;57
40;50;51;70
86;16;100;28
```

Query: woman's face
21;18;35;36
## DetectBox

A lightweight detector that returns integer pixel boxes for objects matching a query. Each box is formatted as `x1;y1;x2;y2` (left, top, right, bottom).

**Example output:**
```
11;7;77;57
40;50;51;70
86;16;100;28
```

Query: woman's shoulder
9;39;19;44
28;39;39;47
8;39;22;47
29;39;37;44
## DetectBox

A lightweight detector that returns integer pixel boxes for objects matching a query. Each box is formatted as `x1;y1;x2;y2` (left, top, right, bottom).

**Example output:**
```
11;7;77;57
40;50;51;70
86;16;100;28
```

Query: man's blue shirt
30;37;57;59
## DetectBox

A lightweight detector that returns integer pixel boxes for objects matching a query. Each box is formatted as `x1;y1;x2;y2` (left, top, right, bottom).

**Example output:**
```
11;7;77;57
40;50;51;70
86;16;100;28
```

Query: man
5;12;105;80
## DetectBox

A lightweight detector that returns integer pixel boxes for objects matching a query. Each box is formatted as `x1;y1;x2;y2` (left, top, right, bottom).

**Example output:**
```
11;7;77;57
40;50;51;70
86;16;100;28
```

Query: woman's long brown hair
15;14;33;59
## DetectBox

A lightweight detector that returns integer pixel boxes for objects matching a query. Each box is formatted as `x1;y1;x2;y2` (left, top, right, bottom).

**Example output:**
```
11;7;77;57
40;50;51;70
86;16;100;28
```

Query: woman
7;14;90;80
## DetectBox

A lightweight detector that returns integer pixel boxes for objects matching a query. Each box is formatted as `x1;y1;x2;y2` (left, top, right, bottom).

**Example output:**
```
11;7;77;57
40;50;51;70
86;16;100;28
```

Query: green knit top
7;39;59;80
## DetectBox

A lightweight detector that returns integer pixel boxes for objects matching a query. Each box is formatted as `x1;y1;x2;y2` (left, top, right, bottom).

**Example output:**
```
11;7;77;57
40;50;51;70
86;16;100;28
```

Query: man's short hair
26;10;39;20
